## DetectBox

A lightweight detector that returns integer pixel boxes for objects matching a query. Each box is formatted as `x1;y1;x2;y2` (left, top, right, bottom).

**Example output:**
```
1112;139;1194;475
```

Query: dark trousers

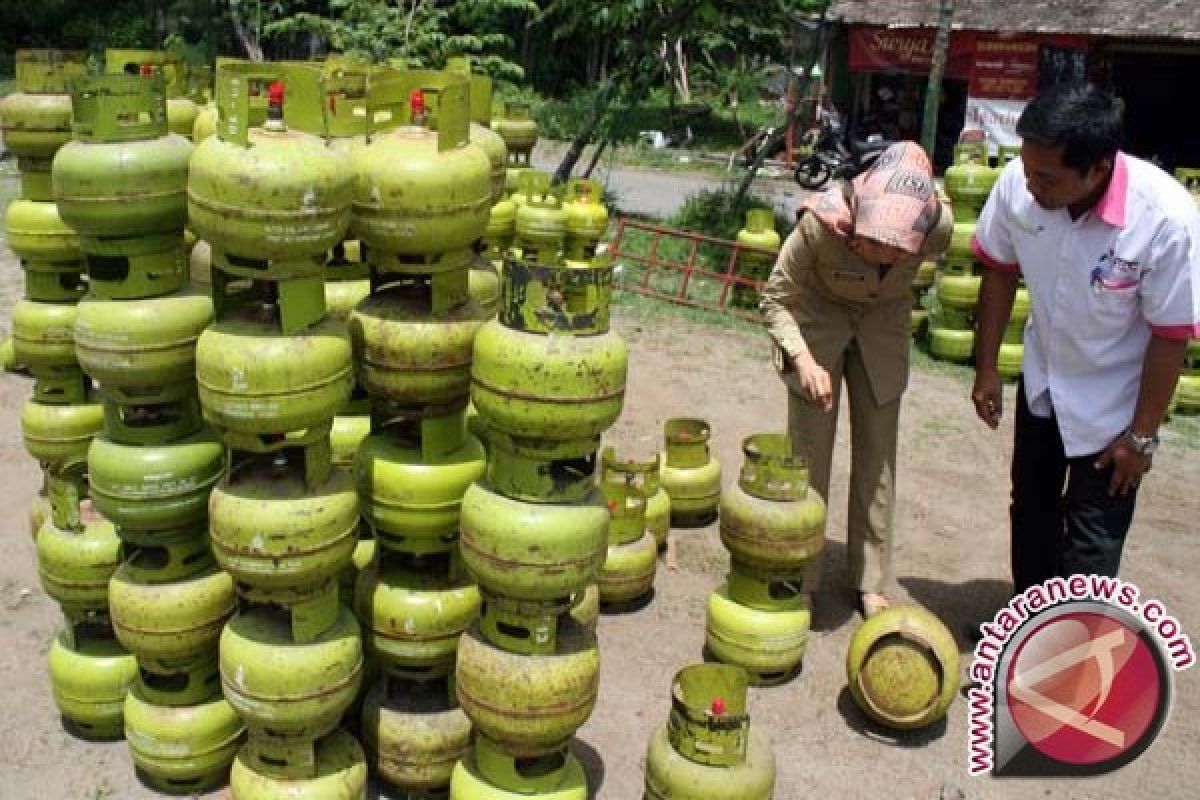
1010;379;1138;594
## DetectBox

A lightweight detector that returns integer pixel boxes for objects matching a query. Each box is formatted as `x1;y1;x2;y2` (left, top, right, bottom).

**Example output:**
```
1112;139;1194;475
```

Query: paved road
531;142;818;219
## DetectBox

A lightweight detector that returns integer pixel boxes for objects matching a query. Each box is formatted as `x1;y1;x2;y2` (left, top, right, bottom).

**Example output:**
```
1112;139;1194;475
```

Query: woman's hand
792;353;834;412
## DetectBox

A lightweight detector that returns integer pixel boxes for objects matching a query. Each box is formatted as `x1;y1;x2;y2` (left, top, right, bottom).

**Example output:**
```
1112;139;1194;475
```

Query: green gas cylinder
935;267;981;311
944;143;997;223
361;676;471;794
124;674;244;793
229;729;368;799
492;103;538;165
456;619;599;755
87;428;225;538
349;72;491;273
52;74;193;299
562;179;610;263
4;199;85;301
643;665;776;800
512;171;567;263
719;434;826;575
451;737;587;799
0;49;88;200
108;536;235;668
355;553;481;681
355;414;486;554
11;298;79;377
459;483;609;604
74;287;214;405
598;531;657;606
219;605;363;744
37;512;123;622
196;312;353;448
187;70;354;268
705;584;810;686
660;418;722;527
735;208;780;297
21;398;103;470
471;258;627;441
209;451;358;604
349;284;491;407
846;605;960;730
48;627;138;740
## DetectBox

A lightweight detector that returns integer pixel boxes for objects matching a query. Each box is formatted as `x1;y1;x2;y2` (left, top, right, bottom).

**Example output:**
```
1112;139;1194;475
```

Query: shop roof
826;0;1200;41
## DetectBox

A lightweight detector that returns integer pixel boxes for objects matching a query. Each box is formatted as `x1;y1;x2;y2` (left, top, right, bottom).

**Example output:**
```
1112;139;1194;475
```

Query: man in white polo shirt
971;83;1200;596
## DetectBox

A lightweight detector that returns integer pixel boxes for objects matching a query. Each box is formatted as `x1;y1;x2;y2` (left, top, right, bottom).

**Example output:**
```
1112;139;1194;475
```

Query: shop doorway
1110;48;1200;171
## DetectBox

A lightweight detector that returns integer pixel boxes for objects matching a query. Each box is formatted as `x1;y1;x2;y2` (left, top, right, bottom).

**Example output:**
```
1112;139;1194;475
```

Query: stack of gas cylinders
348;66;492;798
927;142;1029;378
452;160;627;797
4;48;142;747
189;62;368;797
705;434;825;687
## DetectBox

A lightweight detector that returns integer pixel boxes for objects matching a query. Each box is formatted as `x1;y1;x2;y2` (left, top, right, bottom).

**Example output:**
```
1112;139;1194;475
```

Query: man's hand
792;353;833;412
1095;437;1152;497
971;367;1003;429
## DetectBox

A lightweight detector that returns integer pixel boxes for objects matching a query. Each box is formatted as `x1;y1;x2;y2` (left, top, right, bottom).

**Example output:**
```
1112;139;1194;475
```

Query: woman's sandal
858;591;890;619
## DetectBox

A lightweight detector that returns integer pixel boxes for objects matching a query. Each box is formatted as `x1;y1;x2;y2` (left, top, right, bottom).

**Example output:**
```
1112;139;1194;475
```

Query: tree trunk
675;38;690;102
583;139;610;178
553;0;703;182
229;0;264;62
520;12;534;76
735;7;829;205
553;80;616;184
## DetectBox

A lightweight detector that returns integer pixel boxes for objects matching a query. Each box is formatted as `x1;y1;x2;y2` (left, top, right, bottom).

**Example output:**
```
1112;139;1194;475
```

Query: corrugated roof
827;0;1200;41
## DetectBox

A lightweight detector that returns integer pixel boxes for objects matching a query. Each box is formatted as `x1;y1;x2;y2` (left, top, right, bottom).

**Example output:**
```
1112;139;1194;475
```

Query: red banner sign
970;35;1040;98
848;27;976;78
849;27;1090;99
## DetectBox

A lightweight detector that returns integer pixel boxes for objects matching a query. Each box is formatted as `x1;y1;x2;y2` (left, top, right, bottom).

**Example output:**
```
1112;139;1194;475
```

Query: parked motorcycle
792;111;892;189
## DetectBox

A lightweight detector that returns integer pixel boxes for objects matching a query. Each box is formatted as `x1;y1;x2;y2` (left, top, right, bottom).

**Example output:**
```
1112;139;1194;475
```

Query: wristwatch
1122;428;1160;457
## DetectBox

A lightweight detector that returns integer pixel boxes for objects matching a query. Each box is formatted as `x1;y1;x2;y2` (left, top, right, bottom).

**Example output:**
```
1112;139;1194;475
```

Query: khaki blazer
760;205;953;406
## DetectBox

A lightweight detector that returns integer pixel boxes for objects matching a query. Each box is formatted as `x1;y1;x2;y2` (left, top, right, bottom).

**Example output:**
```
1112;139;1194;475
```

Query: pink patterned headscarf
801;141;940;255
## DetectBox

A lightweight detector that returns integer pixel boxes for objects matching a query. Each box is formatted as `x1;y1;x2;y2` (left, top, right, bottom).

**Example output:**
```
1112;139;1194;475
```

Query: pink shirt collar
1093;151;1129;228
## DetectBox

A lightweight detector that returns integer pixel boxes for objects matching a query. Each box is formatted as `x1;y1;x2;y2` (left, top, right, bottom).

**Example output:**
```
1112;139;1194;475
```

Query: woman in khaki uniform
760;142;951;617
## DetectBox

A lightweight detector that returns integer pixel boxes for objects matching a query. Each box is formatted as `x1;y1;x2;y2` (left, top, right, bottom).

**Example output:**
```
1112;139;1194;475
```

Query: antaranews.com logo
968;575;1195;777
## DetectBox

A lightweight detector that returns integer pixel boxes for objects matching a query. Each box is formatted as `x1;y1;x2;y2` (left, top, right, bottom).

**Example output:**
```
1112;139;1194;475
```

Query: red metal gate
606;217;777;321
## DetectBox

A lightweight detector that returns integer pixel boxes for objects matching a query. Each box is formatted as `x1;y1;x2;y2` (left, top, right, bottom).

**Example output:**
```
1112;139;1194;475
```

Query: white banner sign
963;96;1028;154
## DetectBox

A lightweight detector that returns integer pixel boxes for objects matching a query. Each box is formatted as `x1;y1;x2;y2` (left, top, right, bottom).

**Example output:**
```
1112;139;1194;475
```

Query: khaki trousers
788;340;900;595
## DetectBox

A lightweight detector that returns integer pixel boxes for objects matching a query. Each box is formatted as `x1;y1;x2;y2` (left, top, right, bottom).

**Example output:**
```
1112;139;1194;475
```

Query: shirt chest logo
1089;248;1141;292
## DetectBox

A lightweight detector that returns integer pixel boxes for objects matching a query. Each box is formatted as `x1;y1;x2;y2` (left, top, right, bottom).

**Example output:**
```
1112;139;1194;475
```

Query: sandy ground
1;189;1198;799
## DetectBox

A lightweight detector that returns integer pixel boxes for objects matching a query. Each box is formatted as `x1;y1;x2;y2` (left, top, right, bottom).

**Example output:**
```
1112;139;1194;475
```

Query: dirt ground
2;243;1199;800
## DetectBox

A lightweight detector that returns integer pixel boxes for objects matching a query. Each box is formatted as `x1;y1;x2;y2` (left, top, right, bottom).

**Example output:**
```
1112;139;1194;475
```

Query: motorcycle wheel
794;157;833;190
